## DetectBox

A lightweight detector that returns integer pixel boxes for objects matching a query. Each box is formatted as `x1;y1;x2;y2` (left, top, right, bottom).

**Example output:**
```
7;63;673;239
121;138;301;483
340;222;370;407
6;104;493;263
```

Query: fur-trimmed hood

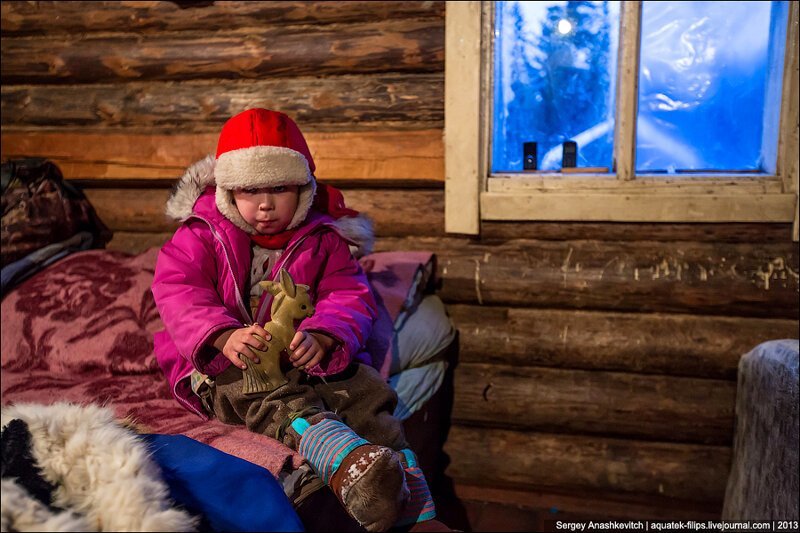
165;155;216;222
165;156;374;257
0;402;198;532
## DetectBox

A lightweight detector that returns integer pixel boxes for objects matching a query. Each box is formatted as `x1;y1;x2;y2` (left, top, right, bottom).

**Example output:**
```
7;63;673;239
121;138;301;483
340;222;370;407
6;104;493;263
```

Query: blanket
1;248;305;477
0;246;446;519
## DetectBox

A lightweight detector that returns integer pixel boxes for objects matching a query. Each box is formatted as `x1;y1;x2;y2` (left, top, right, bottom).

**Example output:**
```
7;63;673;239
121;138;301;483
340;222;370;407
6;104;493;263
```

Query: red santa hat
214;108;317;233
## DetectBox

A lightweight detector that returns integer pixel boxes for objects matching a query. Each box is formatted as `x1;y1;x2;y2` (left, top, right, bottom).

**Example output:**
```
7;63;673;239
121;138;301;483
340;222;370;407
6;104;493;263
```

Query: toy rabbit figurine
241;268;315;395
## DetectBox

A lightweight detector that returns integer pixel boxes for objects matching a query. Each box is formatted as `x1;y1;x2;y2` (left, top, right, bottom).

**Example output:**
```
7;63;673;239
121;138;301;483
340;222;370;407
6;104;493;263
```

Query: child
151;109;442;532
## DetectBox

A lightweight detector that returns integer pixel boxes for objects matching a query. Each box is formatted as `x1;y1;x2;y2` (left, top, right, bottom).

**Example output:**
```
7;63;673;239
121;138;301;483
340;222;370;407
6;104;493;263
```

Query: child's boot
395;449;443;530
293;417;409;532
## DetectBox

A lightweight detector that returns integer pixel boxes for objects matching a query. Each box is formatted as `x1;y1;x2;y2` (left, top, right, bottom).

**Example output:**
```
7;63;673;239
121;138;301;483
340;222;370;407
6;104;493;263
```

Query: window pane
636;1;788;173
492;1;621;172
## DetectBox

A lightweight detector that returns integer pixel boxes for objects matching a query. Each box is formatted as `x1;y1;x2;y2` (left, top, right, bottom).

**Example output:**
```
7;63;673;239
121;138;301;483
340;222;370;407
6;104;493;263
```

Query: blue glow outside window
636;1;788;173
492;1;789;176
492;1;621;172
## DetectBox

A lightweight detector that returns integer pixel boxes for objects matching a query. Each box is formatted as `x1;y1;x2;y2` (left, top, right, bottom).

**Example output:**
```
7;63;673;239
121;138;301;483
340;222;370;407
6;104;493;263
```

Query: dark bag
1;158;112;267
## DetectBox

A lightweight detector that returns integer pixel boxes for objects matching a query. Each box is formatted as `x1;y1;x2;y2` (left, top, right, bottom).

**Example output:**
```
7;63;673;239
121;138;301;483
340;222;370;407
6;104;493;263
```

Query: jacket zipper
176;388;205;418
189;214;251;322
173;214;252;417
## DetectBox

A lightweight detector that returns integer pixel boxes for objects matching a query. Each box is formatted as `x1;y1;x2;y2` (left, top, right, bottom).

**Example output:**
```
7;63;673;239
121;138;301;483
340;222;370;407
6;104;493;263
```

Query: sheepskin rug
1;402;198;532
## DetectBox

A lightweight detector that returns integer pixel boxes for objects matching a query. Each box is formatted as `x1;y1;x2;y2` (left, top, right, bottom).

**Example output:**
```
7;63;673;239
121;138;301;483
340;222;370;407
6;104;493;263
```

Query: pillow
360;251;436;327
389;294;456;420
1;248;162;377
359;251;438;379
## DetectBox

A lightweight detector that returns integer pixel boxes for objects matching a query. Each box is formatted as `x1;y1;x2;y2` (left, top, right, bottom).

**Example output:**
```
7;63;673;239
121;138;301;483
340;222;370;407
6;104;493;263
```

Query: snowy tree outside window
492;1;789;175
493;1;620;172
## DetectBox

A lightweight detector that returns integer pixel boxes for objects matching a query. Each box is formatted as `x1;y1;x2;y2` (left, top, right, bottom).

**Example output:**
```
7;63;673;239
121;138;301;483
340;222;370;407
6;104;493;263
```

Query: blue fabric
142;434;304;532
1;231;94;296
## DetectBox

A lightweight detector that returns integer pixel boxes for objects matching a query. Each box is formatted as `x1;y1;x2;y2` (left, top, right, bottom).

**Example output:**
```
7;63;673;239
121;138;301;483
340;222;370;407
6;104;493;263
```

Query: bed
0;160;456;531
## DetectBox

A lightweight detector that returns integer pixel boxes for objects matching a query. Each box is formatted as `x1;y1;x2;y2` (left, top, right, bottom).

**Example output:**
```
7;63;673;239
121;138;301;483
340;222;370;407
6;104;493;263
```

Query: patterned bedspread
1;246;440;481
2;247;303;476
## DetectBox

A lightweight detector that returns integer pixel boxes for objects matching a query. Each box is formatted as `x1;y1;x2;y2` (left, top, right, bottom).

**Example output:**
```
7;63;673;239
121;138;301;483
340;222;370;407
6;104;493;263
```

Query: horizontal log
105;235;798;322
451;363;735;444
481;221;795;244
84;188;444;236
448;305;798;379
106;231;172;255
374;236;800;317
1;74;443;131
444;425;731;502
98;228;800;317
0;130;444;181
91;212;791;241
0;1;445;36
68;178;444;190
0;19;444;84
345;189;444;237
85;189;176;233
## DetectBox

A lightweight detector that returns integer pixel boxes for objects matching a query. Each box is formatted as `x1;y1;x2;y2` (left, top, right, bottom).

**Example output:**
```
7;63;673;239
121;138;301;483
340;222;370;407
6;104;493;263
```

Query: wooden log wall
2;1;799;522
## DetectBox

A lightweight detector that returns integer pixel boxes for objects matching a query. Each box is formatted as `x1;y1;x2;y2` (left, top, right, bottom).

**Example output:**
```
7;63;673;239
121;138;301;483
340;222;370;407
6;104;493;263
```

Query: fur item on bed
1;419;59;510
0;402;198;532
0;480;92;532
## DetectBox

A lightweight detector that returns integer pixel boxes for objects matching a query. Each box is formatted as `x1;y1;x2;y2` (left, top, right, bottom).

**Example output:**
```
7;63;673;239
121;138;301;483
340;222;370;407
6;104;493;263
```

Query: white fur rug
1;402;197;532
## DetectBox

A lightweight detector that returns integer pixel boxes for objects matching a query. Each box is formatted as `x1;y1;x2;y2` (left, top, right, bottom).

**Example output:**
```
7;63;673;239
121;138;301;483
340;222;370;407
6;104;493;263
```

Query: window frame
444;1;799;239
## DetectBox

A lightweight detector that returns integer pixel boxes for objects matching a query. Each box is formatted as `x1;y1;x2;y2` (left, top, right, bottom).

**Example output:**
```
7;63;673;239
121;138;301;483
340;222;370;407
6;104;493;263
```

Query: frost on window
492;1;620;172
636;1;788;173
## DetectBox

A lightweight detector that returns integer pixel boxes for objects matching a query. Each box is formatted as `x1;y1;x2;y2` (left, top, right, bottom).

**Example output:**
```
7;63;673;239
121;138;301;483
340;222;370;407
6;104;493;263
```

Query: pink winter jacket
152;158;378;418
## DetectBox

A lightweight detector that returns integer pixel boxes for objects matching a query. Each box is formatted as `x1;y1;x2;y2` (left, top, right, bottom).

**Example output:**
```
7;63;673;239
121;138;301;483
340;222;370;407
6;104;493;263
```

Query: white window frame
445;1;800;240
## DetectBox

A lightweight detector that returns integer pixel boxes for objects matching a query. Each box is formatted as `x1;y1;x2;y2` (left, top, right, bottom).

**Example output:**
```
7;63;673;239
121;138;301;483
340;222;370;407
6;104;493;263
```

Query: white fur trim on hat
288;180;317;230
215;146;311;190
215;180;317;234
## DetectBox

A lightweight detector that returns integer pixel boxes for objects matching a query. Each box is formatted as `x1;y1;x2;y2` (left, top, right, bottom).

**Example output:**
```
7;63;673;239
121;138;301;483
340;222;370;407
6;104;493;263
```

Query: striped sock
294;418;368;485
396;449;437;525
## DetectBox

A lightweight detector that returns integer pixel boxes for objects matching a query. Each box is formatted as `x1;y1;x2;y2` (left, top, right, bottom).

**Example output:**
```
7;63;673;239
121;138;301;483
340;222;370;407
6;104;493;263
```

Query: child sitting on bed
151;108;444;532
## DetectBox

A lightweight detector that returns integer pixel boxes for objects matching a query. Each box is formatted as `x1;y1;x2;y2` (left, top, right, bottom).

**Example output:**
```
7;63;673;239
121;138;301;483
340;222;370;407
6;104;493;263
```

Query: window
636;1;788;173
445;1;799;237
493;1;621;172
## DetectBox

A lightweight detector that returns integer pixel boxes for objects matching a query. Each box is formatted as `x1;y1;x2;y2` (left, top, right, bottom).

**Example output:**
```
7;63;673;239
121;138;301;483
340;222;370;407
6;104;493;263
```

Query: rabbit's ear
279;268;296;298
259;280;282;295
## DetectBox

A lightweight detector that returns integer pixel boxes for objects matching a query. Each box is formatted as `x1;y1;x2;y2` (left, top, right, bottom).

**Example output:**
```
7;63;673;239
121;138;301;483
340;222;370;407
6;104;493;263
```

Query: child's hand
289;331;336;370
217;325;272;370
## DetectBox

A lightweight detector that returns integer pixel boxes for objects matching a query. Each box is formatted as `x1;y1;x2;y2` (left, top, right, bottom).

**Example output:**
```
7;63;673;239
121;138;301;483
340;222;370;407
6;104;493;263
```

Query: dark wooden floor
435;484;722;532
